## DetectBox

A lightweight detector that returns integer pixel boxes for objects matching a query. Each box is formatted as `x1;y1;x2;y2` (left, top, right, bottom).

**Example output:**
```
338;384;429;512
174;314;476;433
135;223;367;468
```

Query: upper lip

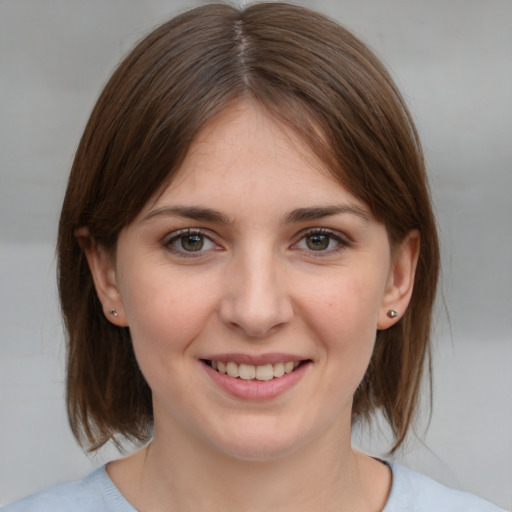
200;353;309;366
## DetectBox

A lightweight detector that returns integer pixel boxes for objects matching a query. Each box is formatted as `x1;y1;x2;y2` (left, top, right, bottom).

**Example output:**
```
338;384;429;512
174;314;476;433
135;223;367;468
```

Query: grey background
1;0;511;508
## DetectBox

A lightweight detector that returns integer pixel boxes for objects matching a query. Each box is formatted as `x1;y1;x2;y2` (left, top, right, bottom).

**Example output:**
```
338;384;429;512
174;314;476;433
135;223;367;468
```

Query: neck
108;419;390;512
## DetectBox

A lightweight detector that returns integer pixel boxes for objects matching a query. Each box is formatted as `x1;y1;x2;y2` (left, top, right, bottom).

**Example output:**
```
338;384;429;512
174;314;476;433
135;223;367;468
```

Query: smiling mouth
203;360;308;381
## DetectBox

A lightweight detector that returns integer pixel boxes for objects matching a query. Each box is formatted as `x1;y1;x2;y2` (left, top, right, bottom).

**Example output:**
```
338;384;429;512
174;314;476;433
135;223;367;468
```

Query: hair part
58;2;439;453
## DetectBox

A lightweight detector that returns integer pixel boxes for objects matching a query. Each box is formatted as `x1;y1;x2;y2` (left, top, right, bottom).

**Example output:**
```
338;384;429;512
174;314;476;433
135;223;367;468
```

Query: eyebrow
142;206;232;224
142;203;371;225
282;205;371;224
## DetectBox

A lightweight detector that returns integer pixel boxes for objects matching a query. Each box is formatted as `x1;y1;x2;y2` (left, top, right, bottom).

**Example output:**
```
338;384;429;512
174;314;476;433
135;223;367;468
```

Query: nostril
218;290;294;339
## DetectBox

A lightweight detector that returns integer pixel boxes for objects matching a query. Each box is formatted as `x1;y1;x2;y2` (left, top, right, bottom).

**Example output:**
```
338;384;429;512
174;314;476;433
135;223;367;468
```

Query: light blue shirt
2;462;507;511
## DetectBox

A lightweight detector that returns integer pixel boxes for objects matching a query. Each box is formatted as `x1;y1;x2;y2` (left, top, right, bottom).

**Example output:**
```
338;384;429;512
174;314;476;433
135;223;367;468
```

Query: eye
293;229;349;254
304;233;331;251
165;229;219;256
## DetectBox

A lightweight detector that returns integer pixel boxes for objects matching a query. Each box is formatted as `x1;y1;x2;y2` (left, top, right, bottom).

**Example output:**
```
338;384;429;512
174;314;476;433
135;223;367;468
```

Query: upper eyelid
290;228;353;256
162;227;350;241
163;228;220;251
164;227;215;241
162;227;352;252
293;227;351;243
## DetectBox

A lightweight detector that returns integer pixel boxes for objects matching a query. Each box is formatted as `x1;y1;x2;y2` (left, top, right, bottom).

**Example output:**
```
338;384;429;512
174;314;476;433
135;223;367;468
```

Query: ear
377;230;420;330
75;227;128;327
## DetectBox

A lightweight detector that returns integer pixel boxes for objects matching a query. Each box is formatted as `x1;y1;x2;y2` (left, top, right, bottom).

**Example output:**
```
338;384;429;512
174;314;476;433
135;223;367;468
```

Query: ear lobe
377;230;420;330
75;227;128;326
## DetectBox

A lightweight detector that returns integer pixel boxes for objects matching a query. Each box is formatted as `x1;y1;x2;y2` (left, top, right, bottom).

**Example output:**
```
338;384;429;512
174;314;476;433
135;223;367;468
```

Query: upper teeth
211;361;299;381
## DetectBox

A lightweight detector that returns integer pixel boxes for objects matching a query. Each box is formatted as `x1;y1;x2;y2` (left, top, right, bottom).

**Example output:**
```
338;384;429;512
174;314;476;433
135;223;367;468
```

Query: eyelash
164;229;220;258
293;228;351;256
163;227;351;259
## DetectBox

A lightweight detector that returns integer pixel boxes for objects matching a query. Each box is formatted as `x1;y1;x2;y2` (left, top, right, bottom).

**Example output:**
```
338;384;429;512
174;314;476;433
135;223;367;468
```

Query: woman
3;3;506;511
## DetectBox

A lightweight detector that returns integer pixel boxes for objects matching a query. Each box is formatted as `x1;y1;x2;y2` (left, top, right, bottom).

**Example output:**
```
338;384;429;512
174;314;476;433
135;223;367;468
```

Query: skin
83;100;419;512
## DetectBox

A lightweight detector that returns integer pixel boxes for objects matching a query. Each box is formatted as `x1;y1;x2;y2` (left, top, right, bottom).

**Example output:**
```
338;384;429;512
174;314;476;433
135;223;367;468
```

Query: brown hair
58;2;439;453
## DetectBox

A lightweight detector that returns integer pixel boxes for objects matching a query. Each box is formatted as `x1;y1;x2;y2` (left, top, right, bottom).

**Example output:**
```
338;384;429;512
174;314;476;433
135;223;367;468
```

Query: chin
214;437;301;462
203;418;316;462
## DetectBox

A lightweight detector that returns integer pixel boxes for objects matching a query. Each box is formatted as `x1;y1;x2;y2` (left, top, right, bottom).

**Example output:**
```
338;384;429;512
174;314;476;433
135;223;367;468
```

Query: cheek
300;270;386;334
117;263;219;357
296;269;387;385
118;269;222;401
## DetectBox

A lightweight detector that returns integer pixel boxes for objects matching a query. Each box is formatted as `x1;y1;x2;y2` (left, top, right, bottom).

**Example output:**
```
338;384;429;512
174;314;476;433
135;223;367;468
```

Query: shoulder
1;466;136;512
385;463;508;512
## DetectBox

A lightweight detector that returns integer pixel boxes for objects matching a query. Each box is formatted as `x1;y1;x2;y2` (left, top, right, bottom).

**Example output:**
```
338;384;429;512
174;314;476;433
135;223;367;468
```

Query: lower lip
201;361;310;400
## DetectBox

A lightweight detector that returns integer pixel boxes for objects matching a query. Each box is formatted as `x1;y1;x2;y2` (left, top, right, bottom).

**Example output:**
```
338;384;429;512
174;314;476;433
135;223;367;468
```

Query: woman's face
90;101;416;461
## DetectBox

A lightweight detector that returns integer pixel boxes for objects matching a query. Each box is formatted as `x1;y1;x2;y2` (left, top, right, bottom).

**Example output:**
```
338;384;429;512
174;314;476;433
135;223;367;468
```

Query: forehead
147;100;367;215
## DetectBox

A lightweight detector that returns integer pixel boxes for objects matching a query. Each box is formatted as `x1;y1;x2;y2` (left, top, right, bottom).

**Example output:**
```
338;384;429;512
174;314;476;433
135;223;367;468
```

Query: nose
219;249;294;338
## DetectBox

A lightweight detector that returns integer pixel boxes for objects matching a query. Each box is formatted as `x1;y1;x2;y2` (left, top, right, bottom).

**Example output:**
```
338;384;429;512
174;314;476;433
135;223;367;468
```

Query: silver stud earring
108;308;118;317
387;309;398;318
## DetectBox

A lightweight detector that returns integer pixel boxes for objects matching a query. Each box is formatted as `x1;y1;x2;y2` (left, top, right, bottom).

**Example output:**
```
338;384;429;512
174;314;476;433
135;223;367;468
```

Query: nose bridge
220;241;292;337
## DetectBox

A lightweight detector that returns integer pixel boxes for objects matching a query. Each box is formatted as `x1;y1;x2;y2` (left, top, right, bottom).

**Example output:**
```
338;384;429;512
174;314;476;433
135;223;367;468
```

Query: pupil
182;234;203;251
307;234;329;250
